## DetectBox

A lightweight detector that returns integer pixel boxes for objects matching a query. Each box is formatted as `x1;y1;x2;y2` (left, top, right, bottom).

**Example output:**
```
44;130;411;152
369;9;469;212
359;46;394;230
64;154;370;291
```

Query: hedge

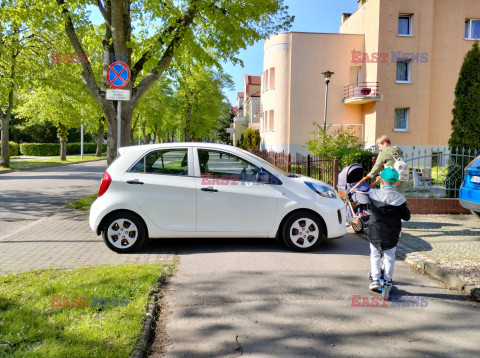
19;143;106;156
0;141;20;156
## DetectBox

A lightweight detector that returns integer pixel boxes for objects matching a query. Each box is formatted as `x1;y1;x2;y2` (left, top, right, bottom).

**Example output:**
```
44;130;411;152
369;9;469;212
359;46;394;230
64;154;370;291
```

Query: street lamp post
322;70;334;132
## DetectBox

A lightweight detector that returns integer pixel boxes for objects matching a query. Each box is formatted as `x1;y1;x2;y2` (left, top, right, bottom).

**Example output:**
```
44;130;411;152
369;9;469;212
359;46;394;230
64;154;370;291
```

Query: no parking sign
107;61;130;89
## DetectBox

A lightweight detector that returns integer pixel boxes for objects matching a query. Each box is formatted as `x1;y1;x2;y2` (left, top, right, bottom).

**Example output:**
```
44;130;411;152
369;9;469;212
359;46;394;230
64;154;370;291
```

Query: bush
305;124;375;168
241;128;261;150
0;141;20;156
19;143;106;156
20;143;59;156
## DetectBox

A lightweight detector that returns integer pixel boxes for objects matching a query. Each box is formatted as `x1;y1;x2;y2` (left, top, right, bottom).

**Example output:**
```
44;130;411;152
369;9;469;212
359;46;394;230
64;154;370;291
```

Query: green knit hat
380;167;399;183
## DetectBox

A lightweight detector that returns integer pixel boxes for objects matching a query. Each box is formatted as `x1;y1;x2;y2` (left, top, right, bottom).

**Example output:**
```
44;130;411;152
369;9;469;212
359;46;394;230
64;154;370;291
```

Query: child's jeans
370;243;396;282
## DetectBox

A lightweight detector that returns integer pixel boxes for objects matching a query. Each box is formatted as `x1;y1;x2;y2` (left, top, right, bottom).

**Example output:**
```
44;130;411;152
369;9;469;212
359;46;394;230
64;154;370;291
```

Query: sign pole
117;101;121;153
80;109;84;160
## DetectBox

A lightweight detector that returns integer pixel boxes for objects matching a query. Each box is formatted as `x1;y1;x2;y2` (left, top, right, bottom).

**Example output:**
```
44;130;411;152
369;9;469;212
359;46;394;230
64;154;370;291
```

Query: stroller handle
349;176;370;192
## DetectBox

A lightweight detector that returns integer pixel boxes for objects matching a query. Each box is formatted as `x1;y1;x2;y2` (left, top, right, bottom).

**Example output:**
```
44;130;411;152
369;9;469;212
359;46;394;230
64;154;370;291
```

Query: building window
396;59;411;83
262;111;267;132
394;108;409;131
398;15;413;36
269;68;275;89
465;19;480;40
269;110;274;132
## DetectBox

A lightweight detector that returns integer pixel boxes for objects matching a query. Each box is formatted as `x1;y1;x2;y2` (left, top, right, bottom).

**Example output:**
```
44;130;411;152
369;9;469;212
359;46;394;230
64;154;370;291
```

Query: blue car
459;153;480;218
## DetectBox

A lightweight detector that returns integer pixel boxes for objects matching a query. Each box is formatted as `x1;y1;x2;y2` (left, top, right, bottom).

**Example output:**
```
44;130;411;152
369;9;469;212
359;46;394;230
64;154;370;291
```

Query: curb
130;270;170;358
355;231;480;303
0;158;107;175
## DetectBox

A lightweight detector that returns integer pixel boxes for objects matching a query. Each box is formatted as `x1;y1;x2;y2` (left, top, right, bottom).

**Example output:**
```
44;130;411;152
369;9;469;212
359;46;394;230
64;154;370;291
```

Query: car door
194;148;278;233
122;147;196;231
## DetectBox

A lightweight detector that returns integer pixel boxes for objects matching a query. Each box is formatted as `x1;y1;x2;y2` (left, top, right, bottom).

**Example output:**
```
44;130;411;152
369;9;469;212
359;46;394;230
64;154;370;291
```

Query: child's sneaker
384;280;393;287
369;280;381;291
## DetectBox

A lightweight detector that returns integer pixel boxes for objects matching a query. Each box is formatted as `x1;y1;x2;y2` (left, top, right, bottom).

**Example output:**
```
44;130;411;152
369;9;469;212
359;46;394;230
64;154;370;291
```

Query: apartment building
260;0;480;157
230;75;261;145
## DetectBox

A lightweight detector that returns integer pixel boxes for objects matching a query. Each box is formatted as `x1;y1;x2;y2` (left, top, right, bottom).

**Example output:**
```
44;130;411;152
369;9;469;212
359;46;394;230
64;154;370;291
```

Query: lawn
0;263;172;358
66;193;99;210
0;155;106;171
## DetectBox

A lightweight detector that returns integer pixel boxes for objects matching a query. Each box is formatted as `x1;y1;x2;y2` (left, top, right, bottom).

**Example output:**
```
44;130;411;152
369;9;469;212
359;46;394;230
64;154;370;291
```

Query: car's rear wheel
102;211;147;253
471;210;480;219
281;211;325;252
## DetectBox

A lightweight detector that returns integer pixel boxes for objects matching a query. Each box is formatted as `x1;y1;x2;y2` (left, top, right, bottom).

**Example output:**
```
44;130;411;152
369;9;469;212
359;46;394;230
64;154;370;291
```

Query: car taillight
98;171;112;197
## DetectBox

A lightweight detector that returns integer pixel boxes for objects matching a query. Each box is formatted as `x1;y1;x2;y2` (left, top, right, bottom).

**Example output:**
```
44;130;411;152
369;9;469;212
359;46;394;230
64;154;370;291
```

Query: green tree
0;1;39;167
449;41;480;150
241;127;260;150
446;41;480;197
40;0;293;163
305;124;374;168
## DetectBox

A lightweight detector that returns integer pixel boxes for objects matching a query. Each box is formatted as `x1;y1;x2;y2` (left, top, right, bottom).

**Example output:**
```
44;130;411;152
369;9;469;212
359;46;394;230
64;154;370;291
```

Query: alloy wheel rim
107;219;138;249
289;218;319;248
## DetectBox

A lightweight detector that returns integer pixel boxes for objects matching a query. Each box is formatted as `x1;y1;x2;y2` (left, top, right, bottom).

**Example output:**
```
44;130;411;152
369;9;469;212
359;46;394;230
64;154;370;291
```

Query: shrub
305;124;375;168
241;128;261;150
19;143;106;156
0;141;20;156
20;143;59;156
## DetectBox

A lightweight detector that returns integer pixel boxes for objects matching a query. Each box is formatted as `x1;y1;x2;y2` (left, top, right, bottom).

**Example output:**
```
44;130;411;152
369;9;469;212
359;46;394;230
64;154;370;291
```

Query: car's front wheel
281;211;325;252
471;210;480;219
102;211;147;253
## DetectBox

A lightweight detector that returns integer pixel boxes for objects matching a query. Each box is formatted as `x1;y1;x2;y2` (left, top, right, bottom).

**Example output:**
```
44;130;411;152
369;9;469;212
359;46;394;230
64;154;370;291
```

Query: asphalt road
0;160;107;240
152;234;480;357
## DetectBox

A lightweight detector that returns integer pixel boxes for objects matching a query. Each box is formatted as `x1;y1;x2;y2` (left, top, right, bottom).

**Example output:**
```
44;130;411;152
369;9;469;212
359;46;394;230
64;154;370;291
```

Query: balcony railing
254;103;263;117
343;82;382;105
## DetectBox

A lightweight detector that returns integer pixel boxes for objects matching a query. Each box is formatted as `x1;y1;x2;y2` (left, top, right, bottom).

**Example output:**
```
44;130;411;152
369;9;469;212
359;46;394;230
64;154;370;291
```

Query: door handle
201;186;218;192
127;180;144;185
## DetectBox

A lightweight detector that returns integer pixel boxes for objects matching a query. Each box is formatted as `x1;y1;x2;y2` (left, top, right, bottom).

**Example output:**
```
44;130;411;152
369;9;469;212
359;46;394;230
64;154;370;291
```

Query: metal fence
250;150;377;188
251;147;479;199
403;147;478;198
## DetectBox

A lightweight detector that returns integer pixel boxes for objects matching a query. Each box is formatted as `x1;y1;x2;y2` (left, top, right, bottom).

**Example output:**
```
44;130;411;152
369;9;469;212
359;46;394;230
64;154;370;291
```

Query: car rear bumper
459;198;480;212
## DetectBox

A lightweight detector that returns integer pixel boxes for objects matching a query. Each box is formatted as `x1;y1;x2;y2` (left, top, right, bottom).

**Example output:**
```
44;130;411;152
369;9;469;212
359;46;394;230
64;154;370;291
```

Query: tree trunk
58;123;68;161
1;118;11;168
185;102;192;142
96;117;105;157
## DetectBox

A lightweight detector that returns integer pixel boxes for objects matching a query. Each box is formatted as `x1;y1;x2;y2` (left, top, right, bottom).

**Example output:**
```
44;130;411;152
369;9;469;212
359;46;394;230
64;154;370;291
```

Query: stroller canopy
338;164;365;188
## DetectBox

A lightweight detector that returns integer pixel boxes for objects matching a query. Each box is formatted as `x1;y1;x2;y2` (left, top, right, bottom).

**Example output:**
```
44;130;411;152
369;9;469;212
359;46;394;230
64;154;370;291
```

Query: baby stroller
337;163;371;233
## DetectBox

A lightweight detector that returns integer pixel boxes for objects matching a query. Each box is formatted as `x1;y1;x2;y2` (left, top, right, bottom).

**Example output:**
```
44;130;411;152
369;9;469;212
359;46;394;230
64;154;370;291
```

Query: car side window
198;150;261;182
130;149;188;176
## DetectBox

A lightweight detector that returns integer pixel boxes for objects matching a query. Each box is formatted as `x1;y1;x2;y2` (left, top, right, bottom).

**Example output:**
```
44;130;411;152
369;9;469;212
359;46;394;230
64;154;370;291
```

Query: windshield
238;149;289;176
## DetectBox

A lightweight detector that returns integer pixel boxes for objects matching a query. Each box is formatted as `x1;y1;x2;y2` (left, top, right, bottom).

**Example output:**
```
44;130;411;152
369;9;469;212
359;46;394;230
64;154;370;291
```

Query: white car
89;143;347;253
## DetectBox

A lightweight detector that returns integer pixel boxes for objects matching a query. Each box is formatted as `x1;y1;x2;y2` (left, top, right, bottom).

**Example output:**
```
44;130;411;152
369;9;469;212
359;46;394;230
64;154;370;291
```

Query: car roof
119;142;244;155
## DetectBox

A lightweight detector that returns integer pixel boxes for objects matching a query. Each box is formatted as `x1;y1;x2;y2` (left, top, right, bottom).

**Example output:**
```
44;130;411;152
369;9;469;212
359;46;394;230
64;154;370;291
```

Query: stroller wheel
351;218;364;233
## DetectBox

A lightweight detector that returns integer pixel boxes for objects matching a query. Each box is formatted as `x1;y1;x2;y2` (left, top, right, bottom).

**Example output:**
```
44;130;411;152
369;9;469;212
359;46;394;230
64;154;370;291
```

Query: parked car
89;143;347;253
459;153;480;218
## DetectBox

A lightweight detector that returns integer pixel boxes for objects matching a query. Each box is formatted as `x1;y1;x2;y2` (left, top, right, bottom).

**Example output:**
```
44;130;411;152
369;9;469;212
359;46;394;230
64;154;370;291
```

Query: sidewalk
398;214;480;286
0;209;175;275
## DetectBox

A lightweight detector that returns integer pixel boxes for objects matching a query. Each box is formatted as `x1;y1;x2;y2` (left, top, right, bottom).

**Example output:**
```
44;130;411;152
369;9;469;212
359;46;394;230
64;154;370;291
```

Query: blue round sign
107;61;130;89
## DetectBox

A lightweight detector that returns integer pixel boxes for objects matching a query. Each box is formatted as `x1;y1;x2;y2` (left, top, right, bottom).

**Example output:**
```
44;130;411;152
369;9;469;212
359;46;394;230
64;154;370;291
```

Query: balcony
254;103;263;118
342;82;383;105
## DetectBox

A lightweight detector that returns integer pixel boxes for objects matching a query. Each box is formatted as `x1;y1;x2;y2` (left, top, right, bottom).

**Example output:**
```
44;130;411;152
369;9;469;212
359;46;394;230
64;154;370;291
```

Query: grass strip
66;193;99;210
0;155;106;171
0;263;172;358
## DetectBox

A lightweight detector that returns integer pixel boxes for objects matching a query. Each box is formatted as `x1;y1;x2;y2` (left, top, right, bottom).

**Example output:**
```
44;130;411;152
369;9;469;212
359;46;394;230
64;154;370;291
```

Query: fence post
287;153;291;173
307;154;311;177
370;156;376;185
274;152;277;167
333;157;339;189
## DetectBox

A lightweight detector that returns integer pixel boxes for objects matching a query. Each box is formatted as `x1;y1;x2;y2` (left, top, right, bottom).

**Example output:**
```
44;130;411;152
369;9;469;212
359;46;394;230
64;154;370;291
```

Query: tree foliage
449;41;480;150
305;124;374;168
241;127;260;150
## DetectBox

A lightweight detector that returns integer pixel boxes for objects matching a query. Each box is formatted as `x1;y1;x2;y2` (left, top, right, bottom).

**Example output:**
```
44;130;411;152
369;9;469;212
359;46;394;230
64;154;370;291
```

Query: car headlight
305;182;337;199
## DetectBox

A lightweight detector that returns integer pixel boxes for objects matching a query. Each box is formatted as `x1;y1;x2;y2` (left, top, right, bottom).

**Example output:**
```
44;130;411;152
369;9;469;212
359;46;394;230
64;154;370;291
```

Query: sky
223;0;359;105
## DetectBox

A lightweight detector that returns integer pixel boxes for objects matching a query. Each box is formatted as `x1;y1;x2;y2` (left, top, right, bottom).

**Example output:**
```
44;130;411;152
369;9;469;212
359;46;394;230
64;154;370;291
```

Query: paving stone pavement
398;214;480;286
0;209;175;275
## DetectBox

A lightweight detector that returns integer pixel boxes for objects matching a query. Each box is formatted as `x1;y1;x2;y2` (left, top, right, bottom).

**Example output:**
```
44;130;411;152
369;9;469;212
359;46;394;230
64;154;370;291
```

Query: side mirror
255;171;270;184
